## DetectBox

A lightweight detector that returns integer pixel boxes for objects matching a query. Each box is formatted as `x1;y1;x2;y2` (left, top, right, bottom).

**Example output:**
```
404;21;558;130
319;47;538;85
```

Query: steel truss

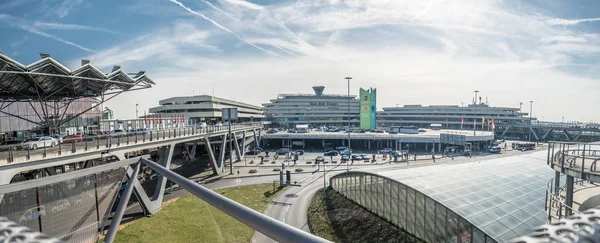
0;52;154;134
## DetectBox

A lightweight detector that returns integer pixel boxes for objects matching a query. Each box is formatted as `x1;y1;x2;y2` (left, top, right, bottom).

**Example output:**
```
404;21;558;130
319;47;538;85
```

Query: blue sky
1;0;599;122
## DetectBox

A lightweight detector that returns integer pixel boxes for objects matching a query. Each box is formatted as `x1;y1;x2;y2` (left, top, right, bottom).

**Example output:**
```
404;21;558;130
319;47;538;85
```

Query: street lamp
345;77;352;172
473;90;479;136
529;100;533;123
519;102;523;113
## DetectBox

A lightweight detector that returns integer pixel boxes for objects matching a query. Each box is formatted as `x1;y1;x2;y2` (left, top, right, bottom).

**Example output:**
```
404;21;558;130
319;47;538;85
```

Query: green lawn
308;188;422;243
113;183;282;243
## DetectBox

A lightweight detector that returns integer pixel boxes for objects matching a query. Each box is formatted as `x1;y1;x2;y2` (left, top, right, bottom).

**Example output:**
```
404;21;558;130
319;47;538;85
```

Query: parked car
83;133;99;141
21;136;57;150
111;129;127;137
294;150;305;155
335;146;347;151
249;169;258;173
49;135;63;144
0;139;23;151
315;156;325;163
351;154;362;161
361;154;370;161
63;134;83;143
341;155;350;162
380;148;393;153
340;150;352;156
295;168;304;172
266;129;278;134
135;128;151;135
324;150;339;156
277;148;290;155
489;146;502;153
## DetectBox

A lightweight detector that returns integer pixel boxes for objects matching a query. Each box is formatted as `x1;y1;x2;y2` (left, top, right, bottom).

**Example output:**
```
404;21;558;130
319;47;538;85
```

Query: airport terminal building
149;95;264;125
377;103;534;131
263;86;360;127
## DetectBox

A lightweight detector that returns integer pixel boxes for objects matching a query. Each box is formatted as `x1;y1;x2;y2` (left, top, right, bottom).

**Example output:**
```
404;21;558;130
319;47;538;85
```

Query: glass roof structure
0;52;154;101
375;151;553;241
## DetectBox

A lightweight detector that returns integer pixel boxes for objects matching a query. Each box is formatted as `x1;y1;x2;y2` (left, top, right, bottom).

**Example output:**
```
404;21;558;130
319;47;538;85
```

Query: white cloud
547;17;600;26
541;36;586;43
75;0;600;122
75;21;220;69
33;21;118;34
55;0;83;18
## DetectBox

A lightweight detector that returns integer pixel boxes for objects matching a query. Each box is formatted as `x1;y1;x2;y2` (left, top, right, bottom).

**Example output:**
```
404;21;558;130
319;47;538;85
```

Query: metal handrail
1;123;262;164
545;177;582;222
127;157;329;243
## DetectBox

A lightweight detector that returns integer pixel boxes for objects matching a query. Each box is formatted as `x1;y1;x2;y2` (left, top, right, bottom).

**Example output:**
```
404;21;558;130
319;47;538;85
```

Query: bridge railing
0;123;262;166
0;155;328;243
547;142;600;178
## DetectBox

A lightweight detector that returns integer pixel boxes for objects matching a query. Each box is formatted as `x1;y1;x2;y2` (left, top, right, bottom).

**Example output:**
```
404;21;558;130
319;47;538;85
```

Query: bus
430;124;443;130
512;142;535;151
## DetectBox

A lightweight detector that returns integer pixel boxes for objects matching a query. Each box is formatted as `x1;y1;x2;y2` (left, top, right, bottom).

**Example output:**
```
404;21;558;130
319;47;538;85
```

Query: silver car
22;136;57;150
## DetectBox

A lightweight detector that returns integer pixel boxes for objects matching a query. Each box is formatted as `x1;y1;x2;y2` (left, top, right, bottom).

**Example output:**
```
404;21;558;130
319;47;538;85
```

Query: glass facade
330;151;554;242
0;98;103;135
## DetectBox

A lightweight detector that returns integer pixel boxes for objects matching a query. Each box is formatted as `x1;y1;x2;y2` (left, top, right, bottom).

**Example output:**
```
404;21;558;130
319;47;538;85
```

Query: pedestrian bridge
0;123;263;186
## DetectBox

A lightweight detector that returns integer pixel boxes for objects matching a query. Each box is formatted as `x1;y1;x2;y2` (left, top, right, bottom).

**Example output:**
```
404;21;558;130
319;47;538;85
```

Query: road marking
285;205;290;213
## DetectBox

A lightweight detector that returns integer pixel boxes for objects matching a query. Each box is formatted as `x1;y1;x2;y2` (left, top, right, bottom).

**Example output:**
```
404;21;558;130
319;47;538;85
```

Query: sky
1;0;599;122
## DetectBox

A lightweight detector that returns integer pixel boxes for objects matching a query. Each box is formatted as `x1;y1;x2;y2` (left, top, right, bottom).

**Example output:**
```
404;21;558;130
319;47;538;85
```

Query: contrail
19;24;94;52
199;0;237;21
169;0;280;57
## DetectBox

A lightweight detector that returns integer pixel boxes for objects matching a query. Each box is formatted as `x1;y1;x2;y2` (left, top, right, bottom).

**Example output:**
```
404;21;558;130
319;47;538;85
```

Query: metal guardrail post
126;134;129;145
58;141;62;155
163;130;165;140
27;145;30;160
43;142;47;158
8;147;13;163
582;145;586;178
150;131;153;141
117;136;121;146
106;137;110;148
143;133;145;142
135;133;138;143
85;138;88;151
139;158;329;243
71;141;76;153
104;162;141;243
96;137;100;149
561;144;565;169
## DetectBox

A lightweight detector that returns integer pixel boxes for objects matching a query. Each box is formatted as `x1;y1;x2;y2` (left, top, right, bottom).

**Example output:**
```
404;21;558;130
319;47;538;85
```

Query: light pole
345;77;352;172
519;102;523;113
473;90;479;136
529;100;533;123
307;107;311;130
136;103;139;118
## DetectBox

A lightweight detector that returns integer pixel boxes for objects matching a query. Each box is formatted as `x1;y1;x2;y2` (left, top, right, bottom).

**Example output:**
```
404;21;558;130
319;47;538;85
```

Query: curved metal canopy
0;52;154;101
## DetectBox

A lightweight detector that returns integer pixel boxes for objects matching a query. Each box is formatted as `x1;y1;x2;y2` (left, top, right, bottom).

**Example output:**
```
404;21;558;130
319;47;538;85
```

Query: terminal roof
0;52;154;101
377;151;553;241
